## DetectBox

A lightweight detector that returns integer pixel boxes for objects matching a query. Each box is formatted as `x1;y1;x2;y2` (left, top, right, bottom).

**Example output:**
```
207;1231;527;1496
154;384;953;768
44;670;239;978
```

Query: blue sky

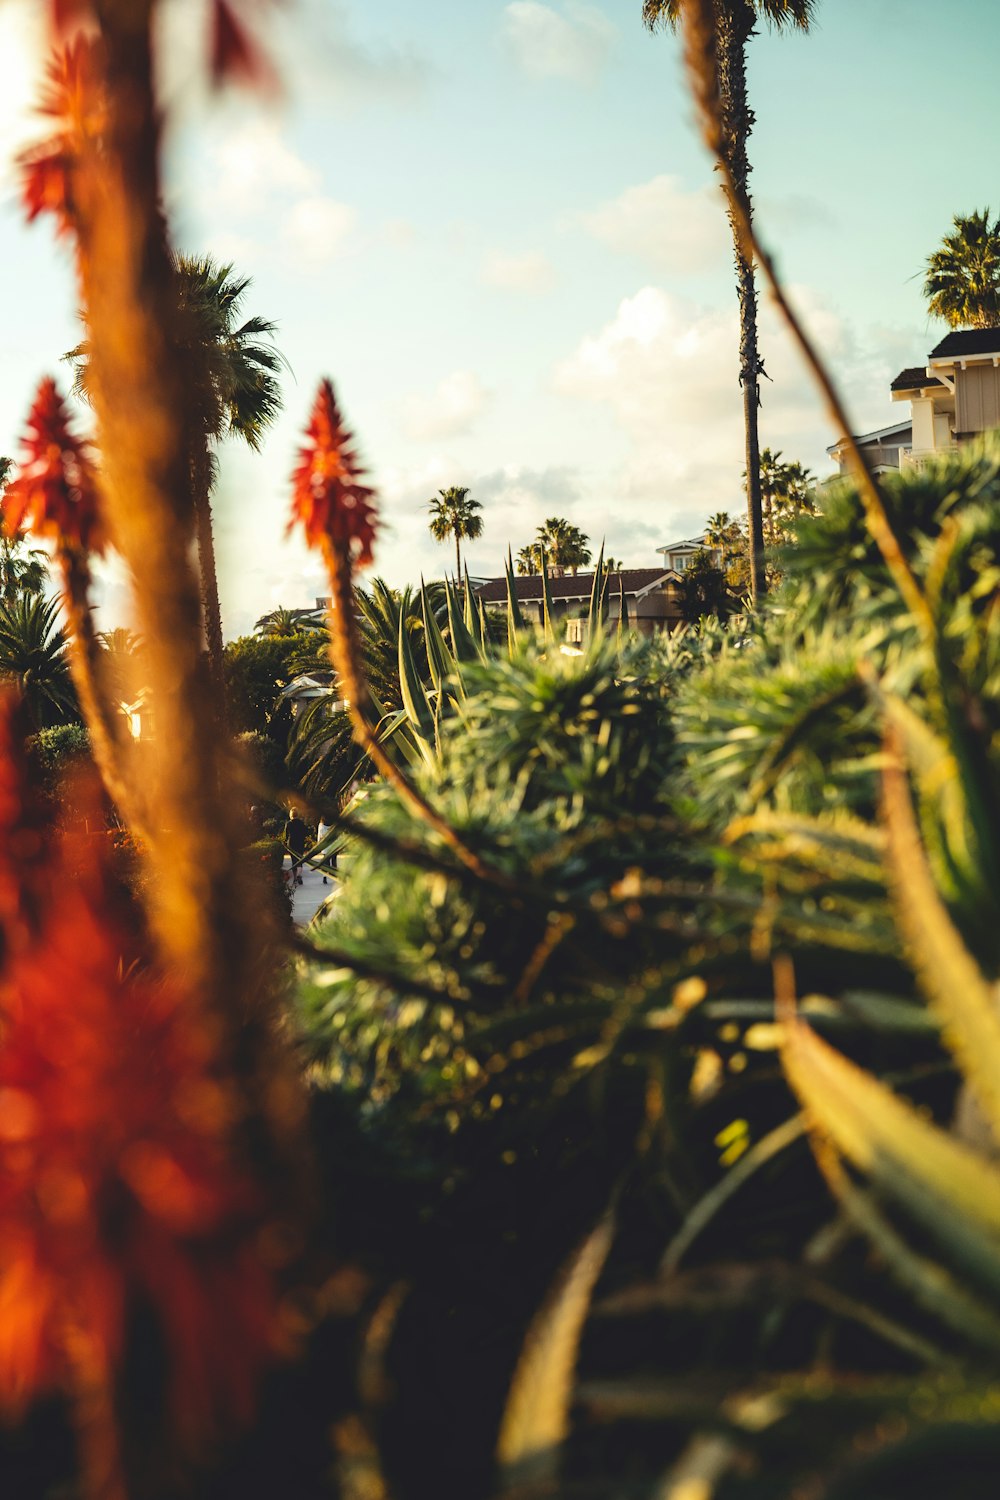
1;0;998;635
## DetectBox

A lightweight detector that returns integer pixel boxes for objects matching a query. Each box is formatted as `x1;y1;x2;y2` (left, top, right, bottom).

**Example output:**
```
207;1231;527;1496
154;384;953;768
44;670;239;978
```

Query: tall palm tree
0;593;76;728
69;254;286;694
516;544;543;576
924;209;1000;330
427;487;484;578
643;0;815;605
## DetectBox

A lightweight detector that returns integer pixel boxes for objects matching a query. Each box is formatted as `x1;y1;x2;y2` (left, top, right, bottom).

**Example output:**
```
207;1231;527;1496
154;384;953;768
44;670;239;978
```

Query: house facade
475;567;687;637
829;328;1000;475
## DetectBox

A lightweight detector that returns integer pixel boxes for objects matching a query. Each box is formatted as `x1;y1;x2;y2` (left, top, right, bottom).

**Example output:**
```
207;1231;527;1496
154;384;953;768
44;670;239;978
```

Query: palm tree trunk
189;441;227;711
455;530;462;582
717;1;767;605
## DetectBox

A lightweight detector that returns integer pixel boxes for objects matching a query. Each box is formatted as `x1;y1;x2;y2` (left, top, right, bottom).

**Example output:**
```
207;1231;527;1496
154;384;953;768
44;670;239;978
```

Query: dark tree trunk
716;1;767;605
455;531;461;582
189;441;227;713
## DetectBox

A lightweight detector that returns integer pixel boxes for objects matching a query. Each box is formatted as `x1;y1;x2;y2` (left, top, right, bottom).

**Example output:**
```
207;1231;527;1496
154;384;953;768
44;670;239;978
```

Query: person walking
283;804;307;887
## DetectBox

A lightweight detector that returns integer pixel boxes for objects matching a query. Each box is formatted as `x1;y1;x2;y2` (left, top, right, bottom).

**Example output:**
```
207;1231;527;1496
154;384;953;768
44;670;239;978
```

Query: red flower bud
3;378;105;556
289;380;378;566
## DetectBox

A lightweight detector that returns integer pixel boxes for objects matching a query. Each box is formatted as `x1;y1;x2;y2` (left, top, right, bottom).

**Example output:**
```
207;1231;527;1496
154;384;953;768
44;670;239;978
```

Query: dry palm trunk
189;437;228;711
715;0;767;604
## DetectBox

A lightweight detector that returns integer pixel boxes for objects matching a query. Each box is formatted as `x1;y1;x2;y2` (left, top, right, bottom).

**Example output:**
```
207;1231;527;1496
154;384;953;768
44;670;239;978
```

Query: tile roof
890;366;944;392
929;328;1000;360
475;567;673;604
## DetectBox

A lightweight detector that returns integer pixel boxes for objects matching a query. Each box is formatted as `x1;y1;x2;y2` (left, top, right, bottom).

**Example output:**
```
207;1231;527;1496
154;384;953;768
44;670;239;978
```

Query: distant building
476;567;686;637
829;328;1000;475
655;535;723;572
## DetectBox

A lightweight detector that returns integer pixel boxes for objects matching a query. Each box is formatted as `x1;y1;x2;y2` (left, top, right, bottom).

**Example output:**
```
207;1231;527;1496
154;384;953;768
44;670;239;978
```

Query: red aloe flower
289;380;378;566
20;149;75;234
210;0;277;90
18;36;105;238
0;718;280;1434
4;378;105;556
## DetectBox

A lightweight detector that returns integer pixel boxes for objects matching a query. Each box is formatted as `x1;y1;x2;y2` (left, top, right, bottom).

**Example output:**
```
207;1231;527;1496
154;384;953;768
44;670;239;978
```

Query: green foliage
0;593;77;728
924;207;1000;329
223;631;309;741
291;434;1000;1499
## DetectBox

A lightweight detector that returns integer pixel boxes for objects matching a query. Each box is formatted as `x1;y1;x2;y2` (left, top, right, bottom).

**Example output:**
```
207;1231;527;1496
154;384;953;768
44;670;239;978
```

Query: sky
1;0;999;636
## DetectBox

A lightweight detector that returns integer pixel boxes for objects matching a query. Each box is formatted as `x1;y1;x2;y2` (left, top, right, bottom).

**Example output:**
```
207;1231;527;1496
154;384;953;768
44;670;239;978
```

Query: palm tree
0;593;76;727
96;626;144;706
758;446;785;544
254;606;323;637
427;487;484;578
516;544;543;576
69;254;286;694
705;511;733;549
535;518;593;575
643;0;815;605
924;210;1000;329
604;556;624;572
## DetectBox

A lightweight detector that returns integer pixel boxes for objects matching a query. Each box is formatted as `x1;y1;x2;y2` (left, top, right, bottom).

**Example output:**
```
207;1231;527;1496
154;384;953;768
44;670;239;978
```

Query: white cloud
0;3;49;188
582;174;730;274
280;196;358;266
274;0;434;110
482;250;556;293
202;119;319;218
555;284;902;510
403;371;490;442
502;2;616;85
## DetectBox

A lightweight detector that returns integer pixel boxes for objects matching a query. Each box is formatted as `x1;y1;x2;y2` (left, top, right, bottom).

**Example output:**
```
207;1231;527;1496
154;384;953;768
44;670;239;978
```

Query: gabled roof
475;567;674;605
929;328;1000;360
827;419;911;454
890;366;944;393
656;536;709;555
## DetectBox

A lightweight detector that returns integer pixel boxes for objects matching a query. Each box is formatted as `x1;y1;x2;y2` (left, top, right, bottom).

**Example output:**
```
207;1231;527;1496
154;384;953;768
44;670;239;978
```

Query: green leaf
420;575;451;693
587;541;606;638
397;611;435;747
539;550;556;643
882;740;1000;1142
496;1214;615;1489
445;575;479;664
505;546;525;645
783;1014;1000;1298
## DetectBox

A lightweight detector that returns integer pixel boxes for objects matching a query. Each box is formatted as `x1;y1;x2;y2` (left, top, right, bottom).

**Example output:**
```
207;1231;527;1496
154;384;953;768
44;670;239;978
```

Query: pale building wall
956;365;1000;433
911;397;936;451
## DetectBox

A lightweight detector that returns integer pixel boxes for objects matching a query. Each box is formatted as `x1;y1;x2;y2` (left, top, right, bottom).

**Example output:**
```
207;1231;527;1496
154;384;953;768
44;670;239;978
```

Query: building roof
475;567;673;605
656;536;708;554
929;328;1000;360
890;366;944;393
827;419;911;454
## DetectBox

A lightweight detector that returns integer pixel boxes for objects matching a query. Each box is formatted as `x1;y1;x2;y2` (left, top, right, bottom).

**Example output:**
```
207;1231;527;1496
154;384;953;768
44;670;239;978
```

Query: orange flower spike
0;848;280;1431
289;379;379;566
4;378;105;556
19;36;105;238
